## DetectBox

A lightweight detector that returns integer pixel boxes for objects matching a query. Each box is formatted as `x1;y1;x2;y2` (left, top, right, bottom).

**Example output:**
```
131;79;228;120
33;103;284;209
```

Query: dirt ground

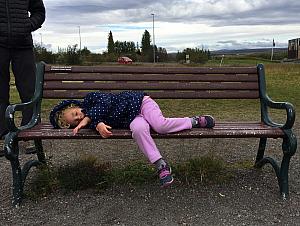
0;122;299;225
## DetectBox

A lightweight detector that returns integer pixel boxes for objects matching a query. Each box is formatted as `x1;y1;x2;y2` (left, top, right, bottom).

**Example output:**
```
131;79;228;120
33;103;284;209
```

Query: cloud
44;0;300;26
38;0;300;52
215;39;283;49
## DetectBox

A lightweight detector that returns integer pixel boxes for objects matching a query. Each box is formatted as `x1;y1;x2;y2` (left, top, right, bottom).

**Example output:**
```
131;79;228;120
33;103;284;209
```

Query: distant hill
211;48;287;55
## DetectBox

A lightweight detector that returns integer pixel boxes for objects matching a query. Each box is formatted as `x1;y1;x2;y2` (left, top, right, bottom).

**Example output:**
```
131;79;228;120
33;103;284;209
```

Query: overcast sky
34;0;300;53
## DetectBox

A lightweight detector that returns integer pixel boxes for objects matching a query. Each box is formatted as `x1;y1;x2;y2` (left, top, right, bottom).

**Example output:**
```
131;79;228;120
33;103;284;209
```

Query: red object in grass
118;56;133;64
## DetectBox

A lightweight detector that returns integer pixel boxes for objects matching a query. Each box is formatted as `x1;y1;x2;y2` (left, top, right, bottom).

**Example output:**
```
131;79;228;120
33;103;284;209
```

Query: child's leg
130;115;174;187
140;97;192;134
129;115;162;163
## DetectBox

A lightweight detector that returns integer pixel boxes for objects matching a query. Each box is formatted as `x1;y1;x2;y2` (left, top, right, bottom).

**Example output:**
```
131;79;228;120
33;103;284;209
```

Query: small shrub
174;154;232;184
26;165;58;199
57;155;111;191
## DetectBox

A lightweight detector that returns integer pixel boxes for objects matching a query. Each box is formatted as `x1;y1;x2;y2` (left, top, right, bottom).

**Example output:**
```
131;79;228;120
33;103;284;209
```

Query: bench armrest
262;95;295;129
5;99;41;132
5;62;45;133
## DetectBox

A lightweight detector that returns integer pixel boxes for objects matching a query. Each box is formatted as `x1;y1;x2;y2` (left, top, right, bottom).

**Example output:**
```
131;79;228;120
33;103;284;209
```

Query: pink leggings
129;97;192;163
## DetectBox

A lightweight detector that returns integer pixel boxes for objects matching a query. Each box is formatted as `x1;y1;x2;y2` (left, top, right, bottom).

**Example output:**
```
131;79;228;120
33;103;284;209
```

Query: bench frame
3;62;297;206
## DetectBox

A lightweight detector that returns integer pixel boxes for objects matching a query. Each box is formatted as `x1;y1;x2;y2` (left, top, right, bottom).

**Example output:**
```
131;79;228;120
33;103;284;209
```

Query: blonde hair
55;103;79;129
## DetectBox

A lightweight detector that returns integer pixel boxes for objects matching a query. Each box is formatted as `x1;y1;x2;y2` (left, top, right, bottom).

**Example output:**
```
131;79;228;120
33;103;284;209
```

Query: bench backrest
42;64;260;100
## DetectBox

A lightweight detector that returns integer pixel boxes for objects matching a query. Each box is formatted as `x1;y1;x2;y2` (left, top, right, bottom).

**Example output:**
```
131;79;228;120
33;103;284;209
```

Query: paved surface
0;122;299;225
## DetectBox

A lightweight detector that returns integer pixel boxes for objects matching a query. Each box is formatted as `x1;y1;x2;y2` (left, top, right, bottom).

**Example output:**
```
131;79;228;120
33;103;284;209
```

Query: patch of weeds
57;155;111;191
174;154;233;185
27;155;111;199
27;154;237;199
106;161;157;186
230;160;254;169
26;165;58;200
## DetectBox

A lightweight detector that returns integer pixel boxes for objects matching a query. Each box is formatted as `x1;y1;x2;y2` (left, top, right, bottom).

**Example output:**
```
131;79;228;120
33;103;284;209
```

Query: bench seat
18;122;285;140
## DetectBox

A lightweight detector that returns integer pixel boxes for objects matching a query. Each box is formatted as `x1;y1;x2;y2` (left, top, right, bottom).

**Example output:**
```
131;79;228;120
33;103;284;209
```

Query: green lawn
206;56;275;67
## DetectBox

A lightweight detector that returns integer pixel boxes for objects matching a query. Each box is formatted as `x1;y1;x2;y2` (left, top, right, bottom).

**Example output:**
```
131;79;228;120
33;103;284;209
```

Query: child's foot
191;115;215;128
158;165;174;188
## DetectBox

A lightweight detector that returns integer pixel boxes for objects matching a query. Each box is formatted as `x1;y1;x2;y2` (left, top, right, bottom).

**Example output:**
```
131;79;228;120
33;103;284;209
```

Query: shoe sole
160;166;174;188
161;177;174;188
203;115;215;128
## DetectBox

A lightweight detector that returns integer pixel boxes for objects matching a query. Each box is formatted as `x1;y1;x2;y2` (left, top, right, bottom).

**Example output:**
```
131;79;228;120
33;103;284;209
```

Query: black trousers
0;47;36;138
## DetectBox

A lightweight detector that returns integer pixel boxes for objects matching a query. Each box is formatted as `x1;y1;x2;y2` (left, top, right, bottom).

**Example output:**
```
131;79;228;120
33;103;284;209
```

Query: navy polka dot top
81;91;145;129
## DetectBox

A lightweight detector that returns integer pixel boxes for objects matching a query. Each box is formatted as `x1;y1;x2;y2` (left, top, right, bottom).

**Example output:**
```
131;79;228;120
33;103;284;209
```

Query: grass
174;154;233;185
207;55;276;66
26;154;234;199
9;59;299;198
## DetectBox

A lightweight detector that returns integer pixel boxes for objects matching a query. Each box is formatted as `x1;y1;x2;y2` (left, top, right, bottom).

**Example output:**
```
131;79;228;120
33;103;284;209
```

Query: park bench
3;62;297;206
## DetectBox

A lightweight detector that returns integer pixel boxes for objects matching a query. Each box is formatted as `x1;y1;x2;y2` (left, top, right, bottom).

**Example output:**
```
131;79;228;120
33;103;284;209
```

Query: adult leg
140;97;192;134
0;47;11;137
11;48;36;126
130;115;162;163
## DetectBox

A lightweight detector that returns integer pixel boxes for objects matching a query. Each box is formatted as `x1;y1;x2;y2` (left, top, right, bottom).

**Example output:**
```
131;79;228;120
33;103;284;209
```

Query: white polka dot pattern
81;91;145;129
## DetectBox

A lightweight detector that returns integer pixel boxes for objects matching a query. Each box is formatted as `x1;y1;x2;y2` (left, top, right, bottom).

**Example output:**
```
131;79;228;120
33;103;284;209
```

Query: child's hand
73;117;91;135
96;122;112;138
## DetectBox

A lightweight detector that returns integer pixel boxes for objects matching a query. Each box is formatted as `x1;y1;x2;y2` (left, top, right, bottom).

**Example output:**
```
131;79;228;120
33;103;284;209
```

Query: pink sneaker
192;115;215;128
159;165;174;187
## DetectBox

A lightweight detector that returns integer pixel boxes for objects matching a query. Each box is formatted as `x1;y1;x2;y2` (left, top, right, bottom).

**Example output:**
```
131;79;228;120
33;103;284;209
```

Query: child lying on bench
49;91;215;187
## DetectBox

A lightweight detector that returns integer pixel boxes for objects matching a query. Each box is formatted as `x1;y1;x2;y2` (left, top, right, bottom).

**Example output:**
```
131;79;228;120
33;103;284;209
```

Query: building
288;38;300;59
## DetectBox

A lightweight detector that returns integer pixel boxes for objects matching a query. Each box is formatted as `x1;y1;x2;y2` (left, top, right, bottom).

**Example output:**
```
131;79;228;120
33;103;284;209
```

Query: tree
34;44;55;64
56;44;81;65
142;30;152;55
107;31;115;54
80;46;91;56
114;41;136;54
176;47;210;64
157;47;168;62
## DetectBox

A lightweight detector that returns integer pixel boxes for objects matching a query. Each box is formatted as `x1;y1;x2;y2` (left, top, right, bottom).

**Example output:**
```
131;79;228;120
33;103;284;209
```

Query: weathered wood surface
43;66;259;99
18;122;284;140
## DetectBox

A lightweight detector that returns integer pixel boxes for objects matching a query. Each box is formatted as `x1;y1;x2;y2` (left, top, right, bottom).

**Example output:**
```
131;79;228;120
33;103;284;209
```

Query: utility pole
271;38;275;61
151;13;155;63
39;33;42;47
78;26;82;51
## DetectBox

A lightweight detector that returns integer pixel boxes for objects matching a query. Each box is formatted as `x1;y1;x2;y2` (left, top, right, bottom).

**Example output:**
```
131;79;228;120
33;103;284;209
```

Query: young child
49;91;215;187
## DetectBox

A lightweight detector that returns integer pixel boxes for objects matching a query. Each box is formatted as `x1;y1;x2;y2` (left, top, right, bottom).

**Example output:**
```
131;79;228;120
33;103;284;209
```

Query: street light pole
39;33;42;47
78;26;82;51
151;13;155;63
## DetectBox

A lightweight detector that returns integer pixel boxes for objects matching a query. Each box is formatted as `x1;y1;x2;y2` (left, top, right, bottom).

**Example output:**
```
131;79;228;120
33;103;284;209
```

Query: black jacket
0;0;45;48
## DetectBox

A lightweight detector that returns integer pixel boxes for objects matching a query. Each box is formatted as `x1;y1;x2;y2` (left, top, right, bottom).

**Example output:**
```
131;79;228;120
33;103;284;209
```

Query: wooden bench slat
44;73;259;82
45;65;258;74
43;90;260;99
18;122;284;140
43;81;259;91
23;122;275;130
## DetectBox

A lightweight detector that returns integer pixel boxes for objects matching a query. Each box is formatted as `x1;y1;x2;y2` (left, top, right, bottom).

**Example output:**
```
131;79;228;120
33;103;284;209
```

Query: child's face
63;107;85;127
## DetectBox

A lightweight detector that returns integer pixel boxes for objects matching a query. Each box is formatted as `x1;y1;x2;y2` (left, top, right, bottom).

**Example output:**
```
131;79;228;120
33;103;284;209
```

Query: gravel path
0;123;299;225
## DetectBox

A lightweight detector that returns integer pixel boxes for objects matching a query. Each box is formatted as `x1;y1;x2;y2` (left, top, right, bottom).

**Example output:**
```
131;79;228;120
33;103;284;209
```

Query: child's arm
96;122;112;138
73;117;91;135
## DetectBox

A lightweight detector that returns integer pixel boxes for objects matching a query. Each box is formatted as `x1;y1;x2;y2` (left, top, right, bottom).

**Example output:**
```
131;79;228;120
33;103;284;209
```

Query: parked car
118;56;133;64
